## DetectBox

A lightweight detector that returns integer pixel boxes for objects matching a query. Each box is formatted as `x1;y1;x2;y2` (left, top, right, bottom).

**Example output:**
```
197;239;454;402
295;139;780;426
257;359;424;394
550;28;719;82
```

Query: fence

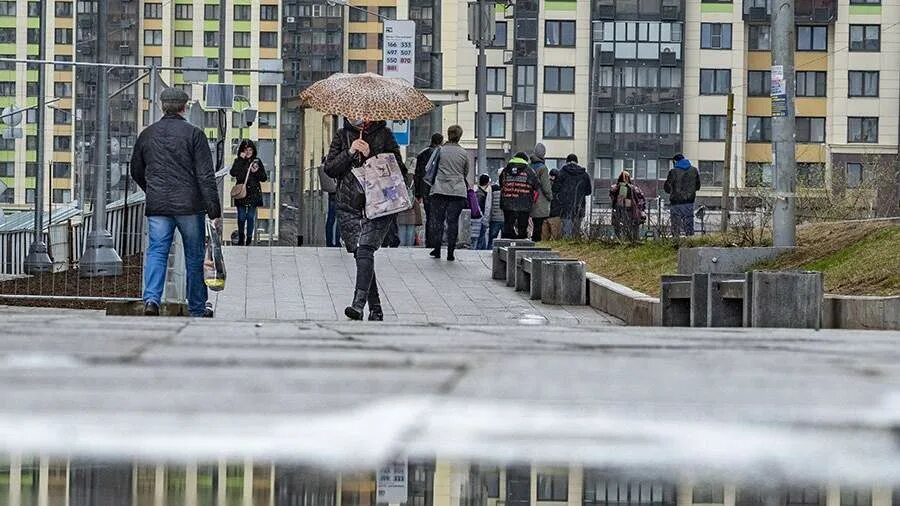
299;165;329;247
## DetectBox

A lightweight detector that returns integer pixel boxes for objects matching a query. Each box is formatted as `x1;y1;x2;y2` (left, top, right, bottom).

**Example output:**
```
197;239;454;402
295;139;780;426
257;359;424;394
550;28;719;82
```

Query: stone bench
660;274;692;326
690;273;746;327
506;247;552;287
514;250;560;292
541;260;587;305
491;239;535;280
521;256;579;300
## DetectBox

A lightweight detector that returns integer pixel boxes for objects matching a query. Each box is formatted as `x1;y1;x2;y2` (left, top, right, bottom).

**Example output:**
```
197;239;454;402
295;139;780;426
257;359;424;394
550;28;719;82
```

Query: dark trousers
423;195;434;248
531;217;546;242
428;194;467;251
325;194;339;247
236;205;257;246
502;211;530;239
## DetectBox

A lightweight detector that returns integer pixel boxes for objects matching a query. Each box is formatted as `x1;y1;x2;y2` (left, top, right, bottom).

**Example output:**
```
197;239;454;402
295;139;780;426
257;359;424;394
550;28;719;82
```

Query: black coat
230;157;268;208
414;145;437;200
324;121;407;214
130;113;221;219
553;162;593;218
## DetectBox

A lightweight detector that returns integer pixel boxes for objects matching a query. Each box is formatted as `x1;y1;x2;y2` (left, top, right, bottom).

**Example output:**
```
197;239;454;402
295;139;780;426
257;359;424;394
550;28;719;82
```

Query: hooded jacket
324;120;407;213
553;162;593;219
499;156;539;213
664;158;702;205
229;143;268;208
530;158;553;219
130;113;221;219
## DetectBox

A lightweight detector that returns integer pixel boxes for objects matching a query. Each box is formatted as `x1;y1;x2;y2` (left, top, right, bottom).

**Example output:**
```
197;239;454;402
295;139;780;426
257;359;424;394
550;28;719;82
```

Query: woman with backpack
229;140;268;246
609;171;645;242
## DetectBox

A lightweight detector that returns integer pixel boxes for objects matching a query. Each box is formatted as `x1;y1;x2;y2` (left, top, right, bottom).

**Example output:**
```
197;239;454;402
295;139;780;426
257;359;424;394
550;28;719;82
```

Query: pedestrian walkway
212;247;620;325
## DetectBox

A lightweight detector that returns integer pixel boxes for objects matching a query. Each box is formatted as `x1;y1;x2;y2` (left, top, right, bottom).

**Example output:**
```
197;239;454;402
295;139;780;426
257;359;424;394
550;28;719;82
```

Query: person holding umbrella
305;73;432;321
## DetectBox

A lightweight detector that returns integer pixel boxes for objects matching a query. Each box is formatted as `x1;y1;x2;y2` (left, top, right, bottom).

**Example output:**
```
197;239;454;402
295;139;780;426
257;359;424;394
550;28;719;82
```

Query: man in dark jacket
499;152;539;239
553;154;593;238
325;119;407;321
663;153;702;236
414;133;443;250
130;88;221;318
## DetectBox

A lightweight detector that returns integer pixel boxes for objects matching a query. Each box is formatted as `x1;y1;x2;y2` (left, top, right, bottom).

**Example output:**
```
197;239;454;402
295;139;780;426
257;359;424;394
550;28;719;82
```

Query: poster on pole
389;119;410;146
770;64;787;117
382;20;416;86
376;458;408;504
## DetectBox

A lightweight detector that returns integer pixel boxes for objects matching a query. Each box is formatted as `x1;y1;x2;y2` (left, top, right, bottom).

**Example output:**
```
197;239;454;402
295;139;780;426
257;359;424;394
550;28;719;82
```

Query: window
848;117;878;143
797;26;827;51
144;3;162;19
787;488;824;506
659;67;682;88
516;65;536;104
56;2;73;17
349;7;368;22
233;58;250;75
234;85;249;98
796;118;826;144
258;112;276;128
0;162;13;177
797;163;825;187
260;32;278;48
483;469;500;498
234;32;251;48
0;28;13;44
514;110;536;132
53;136;71;152
545;67;575;93
746;162;773;186
234;5;251;20
700;23;732;49
174;31;192;47
54;55;72;71
0;2;14;16
477;112;506;138
545;21;576;47
379;7;397;19
700;115;727;141
26;163;39;178
52;189;72;204
659;113;680;134
144;30;163;46
748;70;771;96
489;21;508;48
748;25;771;50
485;67;506;94
796;71;826;97
0;187;12;204
849;25;880;51
850;0;879;3
747;116;772;142
544;112;574;138
204;31;219;47
848;71;879;97
27;82;40;96
583;477;675;506
348;60;367;73
845;163;864;188
27;1;41;17
0;81;13;96
53;162;72;178
700;69;730;95
28;28;40;44
54;108;71;125
349;33;367;49
260;5;278;20
25;188;36;205
204;4;219;20
175;4;192;19
537;472;568;502
259;86;277;102
698;161;724;186
54;81;72;97
26;136;37;150
55;28;73;44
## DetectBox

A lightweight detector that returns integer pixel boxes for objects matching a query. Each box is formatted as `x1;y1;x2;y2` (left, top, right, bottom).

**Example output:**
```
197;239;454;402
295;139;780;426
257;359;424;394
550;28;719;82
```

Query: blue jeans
144;214;208;317
325;195;339;247
398;224;416;246
237;205;257;246
487;221;503;249
670;203;695;236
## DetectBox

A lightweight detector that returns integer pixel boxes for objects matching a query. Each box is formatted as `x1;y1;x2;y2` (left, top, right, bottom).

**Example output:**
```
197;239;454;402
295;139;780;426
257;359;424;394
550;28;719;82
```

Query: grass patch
546;221;900;297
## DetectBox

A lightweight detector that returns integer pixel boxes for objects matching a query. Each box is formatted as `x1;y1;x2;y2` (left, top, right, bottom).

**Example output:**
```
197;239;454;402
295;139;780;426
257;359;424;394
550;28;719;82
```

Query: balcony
743;0;836;24
593;0;683;21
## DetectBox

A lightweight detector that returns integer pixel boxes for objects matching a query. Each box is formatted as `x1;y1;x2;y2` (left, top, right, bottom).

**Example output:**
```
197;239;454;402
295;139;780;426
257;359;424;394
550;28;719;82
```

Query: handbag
423;147;441;187
318;164;338;193
230;160;253;200
467;187;483;220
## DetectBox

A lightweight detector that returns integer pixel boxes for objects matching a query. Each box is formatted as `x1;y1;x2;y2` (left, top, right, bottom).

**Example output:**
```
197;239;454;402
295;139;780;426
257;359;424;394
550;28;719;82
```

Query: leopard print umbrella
299;72;434;121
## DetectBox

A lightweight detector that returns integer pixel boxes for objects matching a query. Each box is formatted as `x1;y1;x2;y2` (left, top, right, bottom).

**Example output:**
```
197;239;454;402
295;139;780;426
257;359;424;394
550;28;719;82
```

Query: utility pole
80;0;124;276
771;0;797;247
469;1;493;176
216;0;228;237
429;0;442;141
23;0;52;274
720;92;734;232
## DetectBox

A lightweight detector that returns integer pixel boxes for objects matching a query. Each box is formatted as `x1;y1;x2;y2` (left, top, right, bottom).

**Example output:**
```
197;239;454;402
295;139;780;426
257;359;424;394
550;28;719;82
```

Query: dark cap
160;88;189;103
672;153;685;162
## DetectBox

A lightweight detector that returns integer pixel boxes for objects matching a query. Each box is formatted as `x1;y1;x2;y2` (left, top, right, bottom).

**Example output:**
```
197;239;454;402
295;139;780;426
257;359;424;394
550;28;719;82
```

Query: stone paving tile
212;247;618;325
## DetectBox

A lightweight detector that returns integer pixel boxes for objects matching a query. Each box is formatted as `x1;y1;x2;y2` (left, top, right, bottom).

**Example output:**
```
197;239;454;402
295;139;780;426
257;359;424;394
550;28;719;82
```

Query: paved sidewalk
212;246;619;325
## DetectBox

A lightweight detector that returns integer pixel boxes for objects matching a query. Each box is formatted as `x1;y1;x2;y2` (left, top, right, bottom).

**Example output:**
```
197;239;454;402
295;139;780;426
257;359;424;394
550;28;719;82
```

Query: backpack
423;147;441;188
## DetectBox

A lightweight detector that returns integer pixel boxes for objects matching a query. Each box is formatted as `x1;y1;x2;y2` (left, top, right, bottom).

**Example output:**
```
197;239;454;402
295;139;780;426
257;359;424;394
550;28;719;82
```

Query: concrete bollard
515;250;560;292
507;247;551;287
706;274;747;327
492;240;535;280
747;271;824;328
541;261;586;305
660;274;692;326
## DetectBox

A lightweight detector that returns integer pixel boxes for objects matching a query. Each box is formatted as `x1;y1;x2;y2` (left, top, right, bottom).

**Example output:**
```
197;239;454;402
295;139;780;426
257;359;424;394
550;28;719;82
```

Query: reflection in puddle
0;458;896;506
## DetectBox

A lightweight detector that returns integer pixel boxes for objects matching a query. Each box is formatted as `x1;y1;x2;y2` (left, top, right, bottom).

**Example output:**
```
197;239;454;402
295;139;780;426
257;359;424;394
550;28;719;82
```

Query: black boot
344;289;367;320
446;248;455;261
429;248;441;258
367;276;383;321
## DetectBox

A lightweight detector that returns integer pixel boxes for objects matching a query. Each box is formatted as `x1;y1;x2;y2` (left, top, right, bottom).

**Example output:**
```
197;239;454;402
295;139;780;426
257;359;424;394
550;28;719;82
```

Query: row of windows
480;67;576;94
0;188;73;205
144;30;277;48
473;112;577;139
701;23;883;51
0;161;72;178
696;116;878;143
144;3;278;21
596;112;682;134
349;6;397;22
698;70;879;98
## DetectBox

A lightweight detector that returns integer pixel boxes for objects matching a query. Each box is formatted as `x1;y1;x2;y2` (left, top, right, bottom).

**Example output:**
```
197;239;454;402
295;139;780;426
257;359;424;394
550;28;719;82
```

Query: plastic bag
204;220;227;291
